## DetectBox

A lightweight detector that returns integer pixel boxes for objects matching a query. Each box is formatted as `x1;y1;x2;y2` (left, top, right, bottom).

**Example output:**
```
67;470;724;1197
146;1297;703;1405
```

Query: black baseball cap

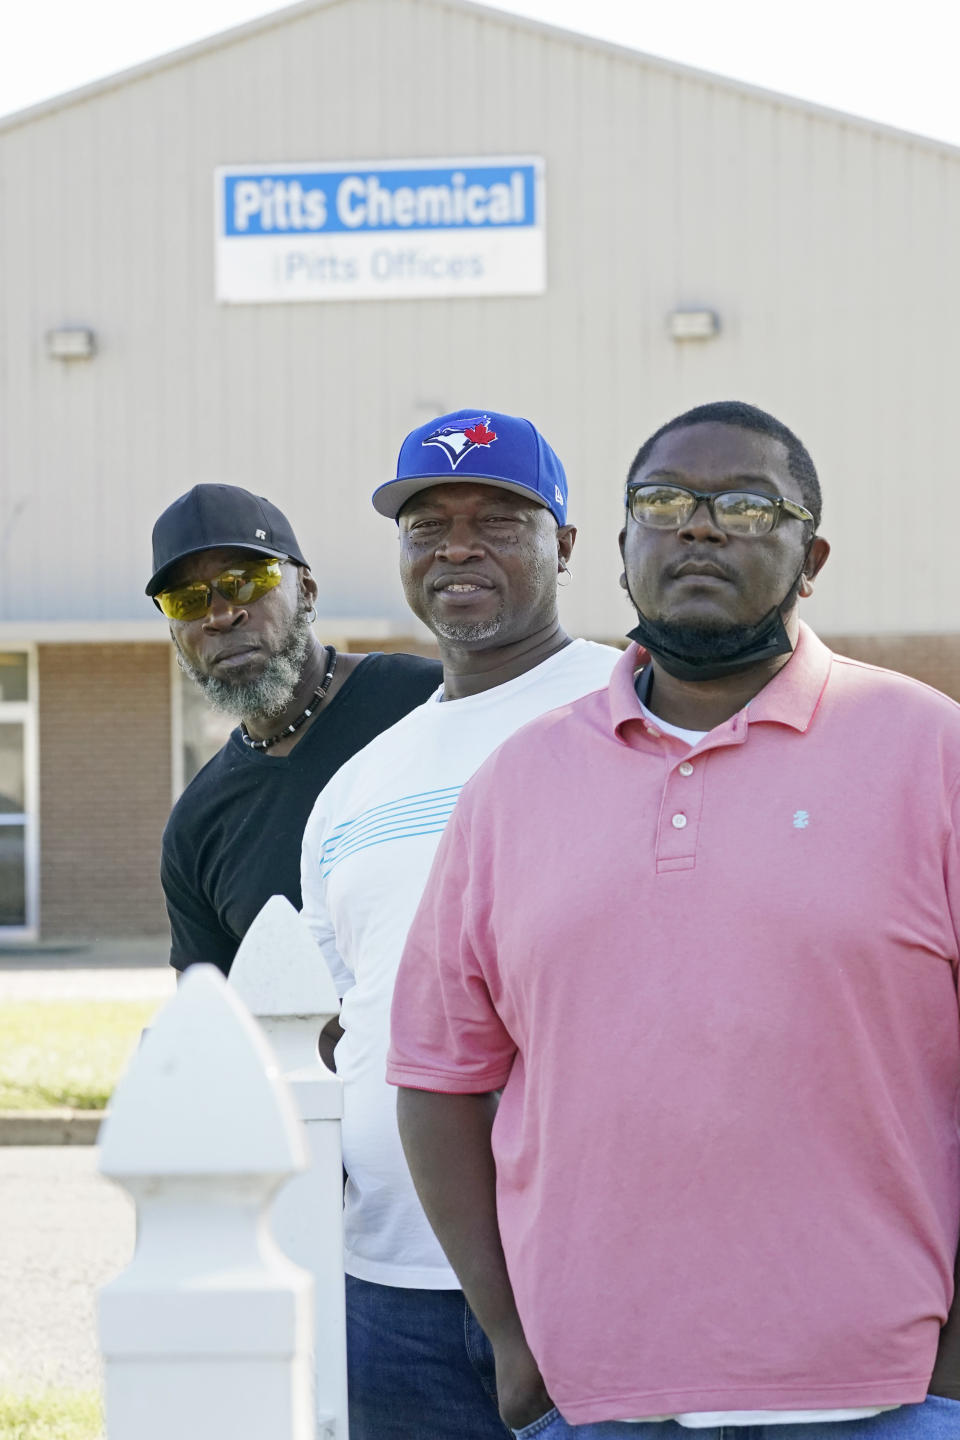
146;484;309;598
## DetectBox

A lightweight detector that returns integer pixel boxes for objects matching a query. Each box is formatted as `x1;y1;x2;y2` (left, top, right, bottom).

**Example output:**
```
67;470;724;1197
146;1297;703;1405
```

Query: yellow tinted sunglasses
155;557;286;621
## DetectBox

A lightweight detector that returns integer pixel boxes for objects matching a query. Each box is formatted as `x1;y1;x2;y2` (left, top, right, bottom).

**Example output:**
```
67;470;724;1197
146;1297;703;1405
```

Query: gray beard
433;616;503;643
427;541;555;647
176;606;313;722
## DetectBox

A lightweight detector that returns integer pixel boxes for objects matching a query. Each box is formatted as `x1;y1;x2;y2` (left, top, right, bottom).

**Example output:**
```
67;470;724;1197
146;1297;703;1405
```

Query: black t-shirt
161;651;442;974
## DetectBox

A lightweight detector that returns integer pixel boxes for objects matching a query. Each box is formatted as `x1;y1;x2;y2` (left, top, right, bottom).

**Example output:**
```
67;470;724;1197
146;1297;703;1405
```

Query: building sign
215;156;545;303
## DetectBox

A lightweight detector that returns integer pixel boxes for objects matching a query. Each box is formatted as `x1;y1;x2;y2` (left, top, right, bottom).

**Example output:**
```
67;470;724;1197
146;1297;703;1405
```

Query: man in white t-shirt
300;408;619;1440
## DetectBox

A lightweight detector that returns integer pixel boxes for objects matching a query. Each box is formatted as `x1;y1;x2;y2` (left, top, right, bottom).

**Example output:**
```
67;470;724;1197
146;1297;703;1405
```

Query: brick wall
585;631;960;702
38;644;171;938
350;631;960;702
822;633;960;703
342;636;441;658
34;630;957;940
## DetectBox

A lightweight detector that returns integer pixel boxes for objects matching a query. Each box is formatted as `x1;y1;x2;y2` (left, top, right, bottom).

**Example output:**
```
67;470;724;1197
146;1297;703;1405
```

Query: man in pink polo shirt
387;401;960;1439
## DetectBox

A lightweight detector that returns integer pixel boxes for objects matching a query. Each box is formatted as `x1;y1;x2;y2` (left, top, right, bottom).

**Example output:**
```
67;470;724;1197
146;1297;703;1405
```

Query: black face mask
625;556;809;683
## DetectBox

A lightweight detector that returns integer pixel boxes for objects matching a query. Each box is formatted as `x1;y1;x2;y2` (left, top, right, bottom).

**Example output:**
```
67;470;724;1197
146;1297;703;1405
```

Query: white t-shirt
300;639;620;1288
637;697;708;748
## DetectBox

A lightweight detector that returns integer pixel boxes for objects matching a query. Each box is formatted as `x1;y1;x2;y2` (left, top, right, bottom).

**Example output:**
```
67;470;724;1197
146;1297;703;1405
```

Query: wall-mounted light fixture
46;327;96;360
668;310;720;341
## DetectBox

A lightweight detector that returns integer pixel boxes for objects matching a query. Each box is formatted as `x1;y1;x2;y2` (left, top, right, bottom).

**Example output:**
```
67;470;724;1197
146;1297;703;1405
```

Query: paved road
0;953;174;1389
0;940;174;1004
0;1146;134;1390
0;966;175;1003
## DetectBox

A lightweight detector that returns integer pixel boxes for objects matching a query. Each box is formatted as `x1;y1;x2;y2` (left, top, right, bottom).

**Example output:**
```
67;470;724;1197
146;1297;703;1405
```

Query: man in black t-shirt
147;483;440;976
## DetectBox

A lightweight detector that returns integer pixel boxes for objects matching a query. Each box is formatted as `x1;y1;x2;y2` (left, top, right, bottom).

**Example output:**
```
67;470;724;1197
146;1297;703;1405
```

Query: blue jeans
511;1397;960;1440
345;1273;511;1440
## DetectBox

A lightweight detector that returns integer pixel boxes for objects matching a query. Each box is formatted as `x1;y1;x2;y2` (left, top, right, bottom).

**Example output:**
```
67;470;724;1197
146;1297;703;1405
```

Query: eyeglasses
626;483;814;538
155;557;286;621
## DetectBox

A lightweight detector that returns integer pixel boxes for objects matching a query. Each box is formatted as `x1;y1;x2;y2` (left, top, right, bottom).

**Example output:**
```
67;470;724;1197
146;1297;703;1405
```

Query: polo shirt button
678;762;694;776
671;813;687;829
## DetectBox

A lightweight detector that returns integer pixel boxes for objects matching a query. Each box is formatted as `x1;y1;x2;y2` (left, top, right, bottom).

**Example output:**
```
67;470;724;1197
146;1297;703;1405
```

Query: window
172;656;235;795
0;650;36;935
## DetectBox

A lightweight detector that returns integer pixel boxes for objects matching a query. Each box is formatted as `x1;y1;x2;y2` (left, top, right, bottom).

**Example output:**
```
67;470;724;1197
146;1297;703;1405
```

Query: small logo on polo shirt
793;810;810;828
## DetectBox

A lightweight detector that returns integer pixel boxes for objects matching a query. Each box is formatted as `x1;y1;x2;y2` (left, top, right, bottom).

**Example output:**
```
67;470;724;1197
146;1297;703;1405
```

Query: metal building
2;0;959;941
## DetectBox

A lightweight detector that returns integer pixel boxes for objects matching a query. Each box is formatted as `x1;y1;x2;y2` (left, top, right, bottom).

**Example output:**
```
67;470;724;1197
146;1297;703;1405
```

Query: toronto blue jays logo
422;416;498;468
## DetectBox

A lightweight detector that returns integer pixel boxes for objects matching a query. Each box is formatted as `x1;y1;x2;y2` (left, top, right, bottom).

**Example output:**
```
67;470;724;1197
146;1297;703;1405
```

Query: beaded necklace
240;646;338;752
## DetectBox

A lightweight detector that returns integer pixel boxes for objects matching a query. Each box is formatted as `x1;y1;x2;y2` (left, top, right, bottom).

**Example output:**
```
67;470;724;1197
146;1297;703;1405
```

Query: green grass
0;1001;160;1111
0;1389;102;1439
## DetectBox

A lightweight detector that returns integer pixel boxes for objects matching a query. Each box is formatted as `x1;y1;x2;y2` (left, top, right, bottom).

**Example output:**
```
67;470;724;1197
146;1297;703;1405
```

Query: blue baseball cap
372;409;568;525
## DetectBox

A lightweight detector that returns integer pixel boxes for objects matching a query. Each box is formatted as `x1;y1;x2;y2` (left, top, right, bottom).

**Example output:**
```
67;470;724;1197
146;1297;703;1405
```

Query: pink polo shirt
387;625;960;1425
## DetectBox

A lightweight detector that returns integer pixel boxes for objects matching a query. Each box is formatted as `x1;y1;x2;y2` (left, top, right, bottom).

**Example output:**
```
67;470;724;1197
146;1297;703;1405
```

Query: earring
306;605;318;624
558;561;572;589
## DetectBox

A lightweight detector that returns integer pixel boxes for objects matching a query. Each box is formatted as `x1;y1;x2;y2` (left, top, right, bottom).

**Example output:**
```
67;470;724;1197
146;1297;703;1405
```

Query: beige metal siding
2;0;959;638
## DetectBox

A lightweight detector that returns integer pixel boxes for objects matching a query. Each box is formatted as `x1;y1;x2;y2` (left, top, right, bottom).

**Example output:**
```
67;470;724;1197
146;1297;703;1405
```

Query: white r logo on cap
255;529;266;539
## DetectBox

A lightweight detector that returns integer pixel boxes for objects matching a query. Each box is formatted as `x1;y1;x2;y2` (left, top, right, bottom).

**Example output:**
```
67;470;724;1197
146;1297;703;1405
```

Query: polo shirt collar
610;621;833;741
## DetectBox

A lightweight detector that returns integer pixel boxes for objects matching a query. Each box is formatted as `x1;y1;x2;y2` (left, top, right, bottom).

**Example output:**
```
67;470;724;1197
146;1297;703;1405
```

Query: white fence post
230;895;348;1440
97;964;314;1440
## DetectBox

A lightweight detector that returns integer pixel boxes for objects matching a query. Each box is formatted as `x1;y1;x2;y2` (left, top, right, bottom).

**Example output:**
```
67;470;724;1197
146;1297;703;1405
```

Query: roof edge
466;0;960;160
0;0;343;134
0;617;427;643
1;0;959;164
